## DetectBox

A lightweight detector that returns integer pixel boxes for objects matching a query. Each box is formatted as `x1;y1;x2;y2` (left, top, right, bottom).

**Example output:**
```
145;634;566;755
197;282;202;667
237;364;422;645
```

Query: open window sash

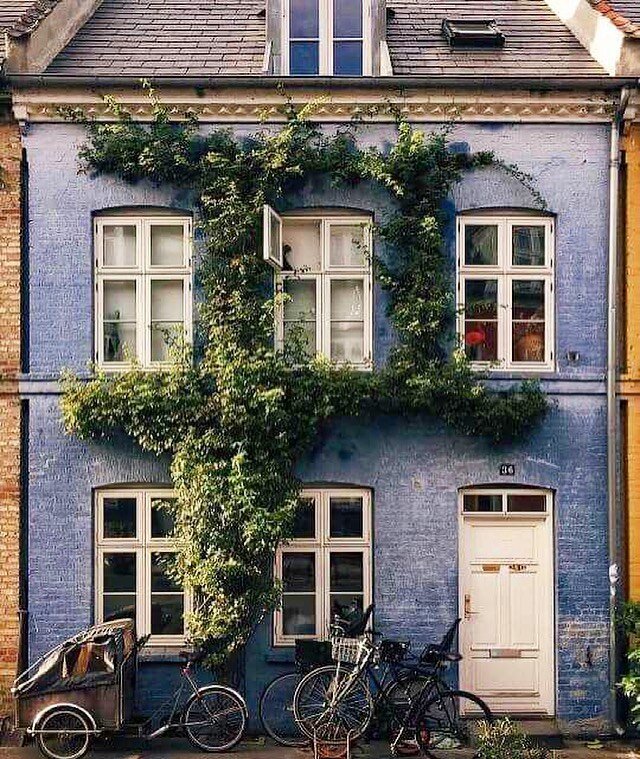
263;205;284;269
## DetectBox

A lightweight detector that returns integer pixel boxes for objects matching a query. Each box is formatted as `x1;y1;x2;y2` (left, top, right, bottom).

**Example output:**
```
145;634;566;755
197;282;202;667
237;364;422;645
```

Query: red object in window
465;326;486;346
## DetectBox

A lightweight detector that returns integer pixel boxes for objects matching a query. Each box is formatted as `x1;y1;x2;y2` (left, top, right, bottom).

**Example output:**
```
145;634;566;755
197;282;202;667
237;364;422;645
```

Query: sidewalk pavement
1;737;640;759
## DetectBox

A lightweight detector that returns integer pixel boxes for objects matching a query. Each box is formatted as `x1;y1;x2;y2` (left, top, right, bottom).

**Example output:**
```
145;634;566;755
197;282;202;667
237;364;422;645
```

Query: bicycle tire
415;690;492;759
383;673;433;756
259;672;310;747
293;663;374;742
183;685;247;752
35;707;92;759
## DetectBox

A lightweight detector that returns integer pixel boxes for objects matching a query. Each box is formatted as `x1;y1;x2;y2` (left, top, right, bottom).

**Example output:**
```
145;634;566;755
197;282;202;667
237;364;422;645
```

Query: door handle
464;593;478;620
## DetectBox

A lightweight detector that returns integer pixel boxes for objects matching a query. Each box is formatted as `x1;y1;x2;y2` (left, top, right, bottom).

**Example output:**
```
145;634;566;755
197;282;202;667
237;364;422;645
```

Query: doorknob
464;593;478;620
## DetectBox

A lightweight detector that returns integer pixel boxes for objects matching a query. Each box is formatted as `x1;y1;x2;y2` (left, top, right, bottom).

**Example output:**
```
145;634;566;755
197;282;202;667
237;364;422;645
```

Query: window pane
330;552;363;592
283;595;315;635
330;497;363;538
464;225;498;266
151;553;181;592
330;279;365;363
464;279;497;319
103;553;136;592
507;494;547;513
334;0;362;37
151;594;184;635
103;595;136;622
334;41;363;76
329;225;366;267
290;41;319;75
290;0;318;37
293;497;315;539
284;279;317;356
330;594;363;622
283;553;315;592
463;494;502;513
103;224;136;267
151;498;176;538
103;281;137;362
512;280;545;363
103;497;136;538
270;212;282;266
150;225;185;267
283;221;321;271
512;226;545;267
151;280;185;362
464;279;497;362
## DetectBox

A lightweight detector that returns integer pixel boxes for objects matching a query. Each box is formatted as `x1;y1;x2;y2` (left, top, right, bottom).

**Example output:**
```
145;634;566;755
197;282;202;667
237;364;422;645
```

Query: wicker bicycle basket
331;637;369;665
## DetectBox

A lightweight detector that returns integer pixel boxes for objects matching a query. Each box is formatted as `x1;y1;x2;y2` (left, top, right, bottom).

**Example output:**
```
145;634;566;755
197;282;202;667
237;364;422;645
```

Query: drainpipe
609;84;631;736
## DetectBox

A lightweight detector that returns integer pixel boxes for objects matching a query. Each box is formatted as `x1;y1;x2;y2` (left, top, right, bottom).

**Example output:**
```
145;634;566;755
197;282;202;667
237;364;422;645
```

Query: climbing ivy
62;91;548;661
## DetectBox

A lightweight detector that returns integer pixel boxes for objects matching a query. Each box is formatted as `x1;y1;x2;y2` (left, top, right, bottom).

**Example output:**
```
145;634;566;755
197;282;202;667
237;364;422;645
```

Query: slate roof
0;0;629;78
386;0;608;77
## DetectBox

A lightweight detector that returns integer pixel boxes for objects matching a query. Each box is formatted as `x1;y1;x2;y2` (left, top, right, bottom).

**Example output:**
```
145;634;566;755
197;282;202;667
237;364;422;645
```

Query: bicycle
293;619;492;757
259;604;374;747
14;620;248;759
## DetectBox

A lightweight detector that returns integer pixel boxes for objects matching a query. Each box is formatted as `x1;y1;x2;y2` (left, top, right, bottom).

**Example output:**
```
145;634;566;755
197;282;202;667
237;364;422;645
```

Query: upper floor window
274;488;372;645
457;215;554;371
284;0;370;75
264;208;373;368
95;488;188;645
94;215;192;369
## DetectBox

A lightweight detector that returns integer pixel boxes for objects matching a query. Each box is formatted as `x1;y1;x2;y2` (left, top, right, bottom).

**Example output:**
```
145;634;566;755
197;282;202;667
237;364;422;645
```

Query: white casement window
94;216;192;369
457;216;554;371
265;209;373;368
95;488;189;645
274;488;372;645
282;0;371;76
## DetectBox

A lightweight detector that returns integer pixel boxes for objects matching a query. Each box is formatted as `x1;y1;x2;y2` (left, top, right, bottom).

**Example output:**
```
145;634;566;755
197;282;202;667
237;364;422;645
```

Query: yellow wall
622;124;640;601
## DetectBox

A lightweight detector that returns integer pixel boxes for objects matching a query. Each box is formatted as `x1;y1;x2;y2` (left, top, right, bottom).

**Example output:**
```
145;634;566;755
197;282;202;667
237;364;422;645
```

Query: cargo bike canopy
13;619;136;698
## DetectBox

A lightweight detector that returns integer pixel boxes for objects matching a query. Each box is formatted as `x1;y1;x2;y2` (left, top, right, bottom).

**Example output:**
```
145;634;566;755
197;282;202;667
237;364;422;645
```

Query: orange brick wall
0;120;22;712
622;125;640;601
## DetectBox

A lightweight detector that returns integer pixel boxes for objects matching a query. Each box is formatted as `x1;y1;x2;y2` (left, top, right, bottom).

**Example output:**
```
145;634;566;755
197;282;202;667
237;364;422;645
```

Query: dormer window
442;19;505;48
284;0;370;75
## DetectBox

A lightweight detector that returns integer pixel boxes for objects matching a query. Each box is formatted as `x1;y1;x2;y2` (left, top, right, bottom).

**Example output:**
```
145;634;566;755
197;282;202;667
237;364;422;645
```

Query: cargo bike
12;619;247;759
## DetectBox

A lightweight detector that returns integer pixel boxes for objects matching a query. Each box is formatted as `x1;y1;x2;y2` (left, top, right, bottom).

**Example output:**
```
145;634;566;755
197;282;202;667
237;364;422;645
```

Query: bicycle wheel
415;690;492;759
35;707;92;759
384;674;433;756
293;664;374;742
183;685;247;752
259;671;309;747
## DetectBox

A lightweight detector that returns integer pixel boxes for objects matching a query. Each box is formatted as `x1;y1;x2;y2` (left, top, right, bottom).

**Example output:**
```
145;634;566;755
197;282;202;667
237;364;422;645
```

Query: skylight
442;19;505;48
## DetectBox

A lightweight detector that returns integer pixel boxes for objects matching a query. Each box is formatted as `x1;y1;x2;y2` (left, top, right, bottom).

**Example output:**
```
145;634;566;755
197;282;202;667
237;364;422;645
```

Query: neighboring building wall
0;118;22;711
22;119;611;730
622;124;640;600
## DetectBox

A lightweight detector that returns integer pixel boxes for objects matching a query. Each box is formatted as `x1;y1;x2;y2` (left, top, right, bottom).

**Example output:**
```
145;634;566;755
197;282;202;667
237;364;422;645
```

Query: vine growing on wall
62;92;548;661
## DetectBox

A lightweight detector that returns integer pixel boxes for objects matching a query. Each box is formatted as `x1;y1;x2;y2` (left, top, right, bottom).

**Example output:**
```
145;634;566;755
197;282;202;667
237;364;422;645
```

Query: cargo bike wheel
34;706;94;759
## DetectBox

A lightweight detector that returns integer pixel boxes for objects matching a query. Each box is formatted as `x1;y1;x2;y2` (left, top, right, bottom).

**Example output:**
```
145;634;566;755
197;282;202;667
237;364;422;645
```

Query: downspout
609;84;631;736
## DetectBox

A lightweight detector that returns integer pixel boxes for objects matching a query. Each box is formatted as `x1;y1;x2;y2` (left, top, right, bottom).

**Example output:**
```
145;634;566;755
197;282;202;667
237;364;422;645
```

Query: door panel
460;514;553;715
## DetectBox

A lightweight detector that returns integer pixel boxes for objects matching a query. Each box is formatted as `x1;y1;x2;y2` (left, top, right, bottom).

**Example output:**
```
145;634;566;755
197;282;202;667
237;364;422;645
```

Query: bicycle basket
331;637;369;665
379;639;410;664
295;639;333;670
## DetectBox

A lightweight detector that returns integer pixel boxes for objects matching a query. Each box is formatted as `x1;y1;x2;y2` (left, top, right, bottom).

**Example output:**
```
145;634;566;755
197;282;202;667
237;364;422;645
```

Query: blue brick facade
22;120;611;731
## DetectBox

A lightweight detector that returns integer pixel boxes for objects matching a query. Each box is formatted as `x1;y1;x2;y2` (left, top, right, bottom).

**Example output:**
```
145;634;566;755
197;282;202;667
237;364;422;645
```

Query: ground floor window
95;488;188;644
274;488;372;645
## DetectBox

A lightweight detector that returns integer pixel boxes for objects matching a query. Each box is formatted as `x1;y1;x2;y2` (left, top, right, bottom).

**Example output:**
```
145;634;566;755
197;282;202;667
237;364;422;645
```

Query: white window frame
272;213;373;369
274;488;372;646
457;215;555;372
94;216;193;370
460;487;552;518
95;488;191;646
282;0;372;76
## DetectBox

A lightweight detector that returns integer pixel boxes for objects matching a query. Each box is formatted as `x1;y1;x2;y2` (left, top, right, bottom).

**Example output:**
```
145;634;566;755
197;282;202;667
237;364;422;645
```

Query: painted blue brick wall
23;119;611;730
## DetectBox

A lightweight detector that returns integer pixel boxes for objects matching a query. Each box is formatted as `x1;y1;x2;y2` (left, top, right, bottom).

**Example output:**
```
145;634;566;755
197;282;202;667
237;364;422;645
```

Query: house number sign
499;463;516;476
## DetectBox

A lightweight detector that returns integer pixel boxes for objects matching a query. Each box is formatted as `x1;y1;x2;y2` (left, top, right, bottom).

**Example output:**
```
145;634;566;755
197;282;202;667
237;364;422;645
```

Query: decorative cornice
11;86;618;124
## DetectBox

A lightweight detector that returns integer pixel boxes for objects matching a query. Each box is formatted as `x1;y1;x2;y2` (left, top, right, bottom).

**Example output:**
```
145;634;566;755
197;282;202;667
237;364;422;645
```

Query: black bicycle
259;605;374;747
293;619;492;757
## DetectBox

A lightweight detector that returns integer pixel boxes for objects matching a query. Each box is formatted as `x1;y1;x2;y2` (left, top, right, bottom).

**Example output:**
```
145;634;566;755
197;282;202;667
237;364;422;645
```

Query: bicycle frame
142;661;205;739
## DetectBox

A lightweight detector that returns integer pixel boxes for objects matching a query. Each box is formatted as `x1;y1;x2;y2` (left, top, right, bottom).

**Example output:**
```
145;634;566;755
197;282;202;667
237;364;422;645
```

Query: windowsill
139;645;189;663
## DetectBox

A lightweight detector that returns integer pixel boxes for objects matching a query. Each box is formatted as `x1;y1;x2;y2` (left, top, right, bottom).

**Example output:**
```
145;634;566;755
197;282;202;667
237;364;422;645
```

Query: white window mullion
321;0;332;74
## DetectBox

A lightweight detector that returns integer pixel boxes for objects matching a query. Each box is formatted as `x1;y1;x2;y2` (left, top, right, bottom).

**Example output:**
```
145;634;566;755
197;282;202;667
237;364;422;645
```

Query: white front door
459;489;554;715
